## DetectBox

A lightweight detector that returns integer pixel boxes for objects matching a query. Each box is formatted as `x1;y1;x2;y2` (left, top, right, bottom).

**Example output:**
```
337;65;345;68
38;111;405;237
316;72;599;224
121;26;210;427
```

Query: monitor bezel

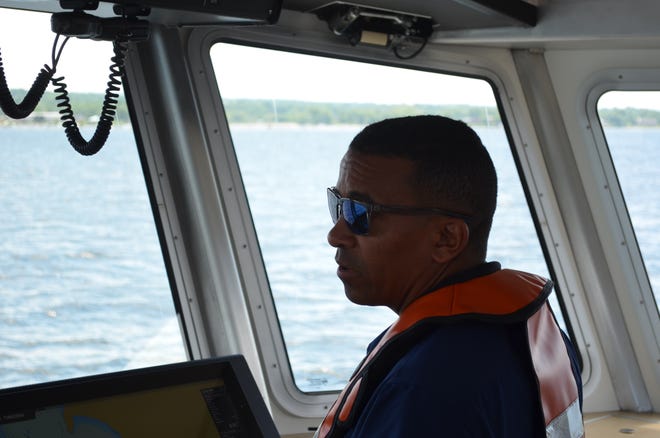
0;355;279;438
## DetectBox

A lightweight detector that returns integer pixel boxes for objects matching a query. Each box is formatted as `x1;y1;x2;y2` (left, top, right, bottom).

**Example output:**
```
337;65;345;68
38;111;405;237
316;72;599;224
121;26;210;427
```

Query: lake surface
1;125;658;392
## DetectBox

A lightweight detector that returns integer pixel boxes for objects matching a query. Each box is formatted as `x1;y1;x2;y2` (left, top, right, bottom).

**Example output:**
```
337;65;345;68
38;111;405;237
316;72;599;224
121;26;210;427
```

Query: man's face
327;150;443;314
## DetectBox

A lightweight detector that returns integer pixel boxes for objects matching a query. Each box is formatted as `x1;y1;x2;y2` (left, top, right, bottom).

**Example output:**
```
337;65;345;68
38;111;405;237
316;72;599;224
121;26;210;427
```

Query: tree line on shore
1;90;659;127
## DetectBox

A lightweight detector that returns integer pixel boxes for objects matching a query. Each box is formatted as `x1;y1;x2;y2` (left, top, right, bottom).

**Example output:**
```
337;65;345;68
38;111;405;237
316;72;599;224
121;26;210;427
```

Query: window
597;91;660;314
0;10;186;389
211;43;564;392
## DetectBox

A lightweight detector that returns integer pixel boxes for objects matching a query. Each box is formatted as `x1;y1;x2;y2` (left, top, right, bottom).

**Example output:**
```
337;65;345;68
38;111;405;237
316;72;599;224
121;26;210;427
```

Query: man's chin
344;287;380;307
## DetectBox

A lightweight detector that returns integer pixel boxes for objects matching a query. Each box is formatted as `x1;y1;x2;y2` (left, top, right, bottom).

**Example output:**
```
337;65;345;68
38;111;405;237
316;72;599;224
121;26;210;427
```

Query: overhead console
0;0;283;25
96;0;283;24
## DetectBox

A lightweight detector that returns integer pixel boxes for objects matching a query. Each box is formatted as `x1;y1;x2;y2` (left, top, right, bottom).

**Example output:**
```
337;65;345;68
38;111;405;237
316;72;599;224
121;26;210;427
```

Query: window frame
181;26;587;418
585;72;660;360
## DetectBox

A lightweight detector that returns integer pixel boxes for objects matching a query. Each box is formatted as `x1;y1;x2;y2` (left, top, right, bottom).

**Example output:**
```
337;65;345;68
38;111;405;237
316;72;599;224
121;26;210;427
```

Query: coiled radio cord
0;33;66;119
51;36;128;156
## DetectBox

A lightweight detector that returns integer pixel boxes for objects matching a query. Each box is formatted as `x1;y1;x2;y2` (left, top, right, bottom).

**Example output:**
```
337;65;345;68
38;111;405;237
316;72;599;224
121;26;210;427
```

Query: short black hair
348;115;497;258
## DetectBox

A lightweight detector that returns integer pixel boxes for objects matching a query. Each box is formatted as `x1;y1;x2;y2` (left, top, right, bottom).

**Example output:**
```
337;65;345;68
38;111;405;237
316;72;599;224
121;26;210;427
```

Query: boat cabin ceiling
1;0;660;49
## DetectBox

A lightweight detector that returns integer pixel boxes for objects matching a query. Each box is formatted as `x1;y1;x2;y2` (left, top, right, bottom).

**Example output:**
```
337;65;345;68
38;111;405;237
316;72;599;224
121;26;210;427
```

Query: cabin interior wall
542;47;660;412
509;49;622;413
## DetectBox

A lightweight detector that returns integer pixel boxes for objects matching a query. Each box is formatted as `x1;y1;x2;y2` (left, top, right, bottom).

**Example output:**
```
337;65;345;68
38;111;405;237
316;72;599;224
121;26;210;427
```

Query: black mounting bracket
314;2;433;47
466;0;537;27
112;4;151;17
59;0;100;11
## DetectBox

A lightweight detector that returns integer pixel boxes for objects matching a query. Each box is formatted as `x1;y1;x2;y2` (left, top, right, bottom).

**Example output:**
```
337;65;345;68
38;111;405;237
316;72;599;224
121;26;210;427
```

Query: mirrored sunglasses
327;187;471;235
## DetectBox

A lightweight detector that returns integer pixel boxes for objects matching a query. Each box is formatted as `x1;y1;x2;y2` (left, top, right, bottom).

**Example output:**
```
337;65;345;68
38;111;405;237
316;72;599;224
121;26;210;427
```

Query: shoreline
1;120;656;129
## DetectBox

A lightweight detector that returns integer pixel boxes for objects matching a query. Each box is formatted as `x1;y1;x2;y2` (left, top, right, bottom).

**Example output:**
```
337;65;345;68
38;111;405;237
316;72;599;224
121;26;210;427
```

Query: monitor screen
0;355;279;438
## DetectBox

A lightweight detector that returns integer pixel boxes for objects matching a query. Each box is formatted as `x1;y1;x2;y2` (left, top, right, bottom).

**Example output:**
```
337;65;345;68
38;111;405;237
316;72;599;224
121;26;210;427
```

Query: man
316;115;583;437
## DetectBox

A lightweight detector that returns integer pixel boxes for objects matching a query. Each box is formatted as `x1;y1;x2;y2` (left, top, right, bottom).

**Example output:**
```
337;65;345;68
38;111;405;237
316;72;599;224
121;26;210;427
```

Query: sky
210;43;496;106
1;7;660;109
0;8;115;93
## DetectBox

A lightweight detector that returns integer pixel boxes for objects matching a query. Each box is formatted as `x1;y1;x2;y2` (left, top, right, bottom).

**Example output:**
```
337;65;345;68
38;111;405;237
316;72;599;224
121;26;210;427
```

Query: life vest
315;269;584;438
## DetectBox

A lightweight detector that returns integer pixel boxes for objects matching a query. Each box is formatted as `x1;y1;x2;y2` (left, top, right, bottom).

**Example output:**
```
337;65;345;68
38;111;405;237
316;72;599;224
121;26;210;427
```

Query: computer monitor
0;355;279;437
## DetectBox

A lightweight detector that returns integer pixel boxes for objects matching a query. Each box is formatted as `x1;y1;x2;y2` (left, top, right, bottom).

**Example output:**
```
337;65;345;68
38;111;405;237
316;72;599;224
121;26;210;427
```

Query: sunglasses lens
327;188;370;235
343;199;369;235
327;189;341;223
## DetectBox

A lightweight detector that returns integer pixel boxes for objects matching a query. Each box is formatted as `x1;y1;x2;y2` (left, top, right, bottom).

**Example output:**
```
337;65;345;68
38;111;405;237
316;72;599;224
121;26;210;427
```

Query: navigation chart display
0;356;278;438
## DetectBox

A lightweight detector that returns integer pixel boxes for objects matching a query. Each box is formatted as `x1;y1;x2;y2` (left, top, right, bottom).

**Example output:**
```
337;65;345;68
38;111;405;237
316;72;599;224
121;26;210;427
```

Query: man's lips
335;257;357;281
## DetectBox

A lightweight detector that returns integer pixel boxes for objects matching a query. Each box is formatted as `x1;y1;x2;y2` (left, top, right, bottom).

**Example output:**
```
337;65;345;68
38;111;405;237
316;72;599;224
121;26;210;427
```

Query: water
603;127;660;295
1;125;658;393
0;126;186;388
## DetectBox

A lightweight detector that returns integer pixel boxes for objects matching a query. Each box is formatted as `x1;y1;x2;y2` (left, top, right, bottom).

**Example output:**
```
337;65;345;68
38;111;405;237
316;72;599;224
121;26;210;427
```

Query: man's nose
327;218;356;248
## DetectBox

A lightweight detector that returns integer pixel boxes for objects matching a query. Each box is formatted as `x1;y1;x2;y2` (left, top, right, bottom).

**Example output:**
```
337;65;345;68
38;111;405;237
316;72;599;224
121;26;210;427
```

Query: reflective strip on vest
546;398;584;438
315;269;583;438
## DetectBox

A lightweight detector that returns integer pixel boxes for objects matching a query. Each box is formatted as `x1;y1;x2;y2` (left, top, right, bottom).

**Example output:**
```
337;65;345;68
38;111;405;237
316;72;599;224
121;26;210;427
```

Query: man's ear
431;219;470;264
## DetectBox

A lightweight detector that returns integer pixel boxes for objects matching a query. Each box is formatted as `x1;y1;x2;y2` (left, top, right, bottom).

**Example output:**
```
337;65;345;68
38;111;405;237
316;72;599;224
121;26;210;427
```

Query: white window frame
584;71;660;402
182;25;590;420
